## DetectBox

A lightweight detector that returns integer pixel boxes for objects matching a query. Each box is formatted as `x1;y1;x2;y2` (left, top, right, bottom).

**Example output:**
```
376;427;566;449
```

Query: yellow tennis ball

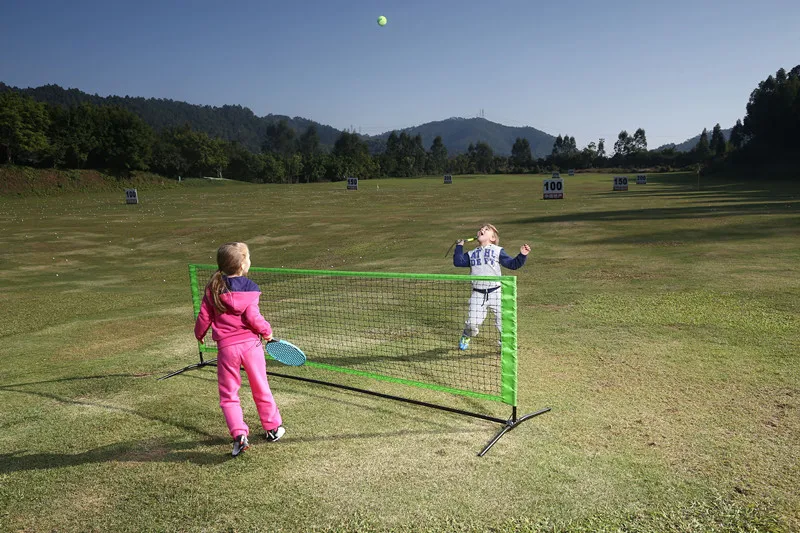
377;15;387;26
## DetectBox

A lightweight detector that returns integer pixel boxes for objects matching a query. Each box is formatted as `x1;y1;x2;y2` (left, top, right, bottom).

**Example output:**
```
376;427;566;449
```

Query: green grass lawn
0;172;798;532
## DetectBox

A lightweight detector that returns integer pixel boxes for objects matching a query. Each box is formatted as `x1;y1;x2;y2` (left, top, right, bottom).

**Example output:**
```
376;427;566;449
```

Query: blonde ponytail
205;242;250;314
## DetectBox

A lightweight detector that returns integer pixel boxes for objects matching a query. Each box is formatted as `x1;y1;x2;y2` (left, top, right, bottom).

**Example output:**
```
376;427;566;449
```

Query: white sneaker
265;426;285;442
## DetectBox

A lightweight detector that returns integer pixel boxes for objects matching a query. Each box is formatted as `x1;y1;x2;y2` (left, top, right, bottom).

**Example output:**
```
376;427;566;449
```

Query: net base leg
478;407;551;457
158;356;217;381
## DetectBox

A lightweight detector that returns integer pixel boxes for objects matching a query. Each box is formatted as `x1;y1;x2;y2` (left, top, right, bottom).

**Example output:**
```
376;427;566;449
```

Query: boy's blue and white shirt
453;243;527;289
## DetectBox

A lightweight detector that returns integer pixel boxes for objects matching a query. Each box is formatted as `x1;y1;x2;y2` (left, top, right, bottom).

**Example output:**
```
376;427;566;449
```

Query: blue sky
2;0;798;147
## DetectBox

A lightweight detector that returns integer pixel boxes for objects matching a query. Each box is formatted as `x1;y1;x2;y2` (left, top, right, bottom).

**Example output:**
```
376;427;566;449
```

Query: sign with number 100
613;176;628;191
125;188;139;204
543;178;564;199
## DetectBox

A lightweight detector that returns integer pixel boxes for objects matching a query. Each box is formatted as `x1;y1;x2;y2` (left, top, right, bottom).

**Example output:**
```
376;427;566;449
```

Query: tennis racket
444;237;476;258
264;339;307;366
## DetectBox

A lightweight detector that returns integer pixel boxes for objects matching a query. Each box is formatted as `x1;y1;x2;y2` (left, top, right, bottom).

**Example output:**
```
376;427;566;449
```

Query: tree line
1;64;797;182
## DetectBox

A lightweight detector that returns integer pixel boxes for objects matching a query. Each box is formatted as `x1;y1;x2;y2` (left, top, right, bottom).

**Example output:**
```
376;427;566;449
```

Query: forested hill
367;117;556;158
0;82;343;154
656;127;733;152
0;82;555;156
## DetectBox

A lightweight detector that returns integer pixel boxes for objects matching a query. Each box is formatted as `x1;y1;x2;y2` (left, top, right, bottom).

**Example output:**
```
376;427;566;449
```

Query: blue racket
264;339;306;366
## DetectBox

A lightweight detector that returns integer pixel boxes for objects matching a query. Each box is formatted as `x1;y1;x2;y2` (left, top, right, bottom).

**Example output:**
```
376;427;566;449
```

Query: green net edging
189;264;518;406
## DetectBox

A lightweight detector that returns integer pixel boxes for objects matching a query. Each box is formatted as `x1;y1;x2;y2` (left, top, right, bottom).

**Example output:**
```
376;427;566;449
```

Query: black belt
472;286;500;294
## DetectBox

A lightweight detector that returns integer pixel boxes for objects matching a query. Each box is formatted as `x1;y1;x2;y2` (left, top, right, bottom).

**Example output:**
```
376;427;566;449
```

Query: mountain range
1;82;718;157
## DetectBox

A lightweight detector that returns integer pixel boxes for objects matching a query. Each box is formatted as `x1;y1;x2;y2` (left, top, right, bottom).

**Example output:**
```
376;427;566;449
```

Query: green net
189;265;518;406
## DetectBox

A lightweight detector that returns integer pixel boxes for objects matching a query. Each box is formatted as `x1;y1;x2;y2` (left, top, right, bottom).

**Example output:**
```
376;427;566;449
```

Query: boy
452;224;530;350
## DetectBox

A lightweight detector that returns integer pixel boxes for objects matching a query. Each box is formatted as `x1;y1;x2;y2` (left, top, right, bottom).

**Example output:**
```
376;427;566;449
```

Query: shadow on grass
510;201;799;225
165;372;508;448
0;373;230;470
1;371;501;473
584;217;799;245
309;346;494;367
0;437;230;473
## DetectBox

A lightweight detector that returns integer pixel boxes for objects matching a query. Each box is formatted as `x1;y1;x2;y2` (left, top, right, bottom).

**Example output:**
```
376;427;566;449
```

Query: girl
194;242;285;456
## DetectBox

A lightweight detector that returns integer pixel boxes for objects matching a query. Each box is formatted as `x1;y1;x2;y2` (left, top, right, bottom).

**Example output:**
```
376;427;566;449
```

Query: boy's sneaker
265;426;285;442
459;335;471;351
232;434;249;457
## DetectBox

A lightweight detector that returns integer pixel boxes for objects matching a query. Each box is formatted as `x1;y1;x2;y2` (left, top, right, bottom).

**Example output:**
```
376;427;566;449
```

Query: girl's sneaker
232;434;249;457
265;426;286;442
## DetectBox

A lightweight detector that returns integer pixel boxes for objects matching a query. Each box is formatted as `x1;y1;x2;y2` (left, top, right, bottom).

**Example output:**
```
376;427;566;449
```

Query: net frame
188;264;519;406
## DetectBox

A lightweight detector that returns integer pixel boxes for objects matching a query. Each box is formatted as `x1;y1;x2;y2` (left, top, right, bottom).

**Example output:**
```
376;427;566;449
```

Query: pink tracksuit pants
217;339;282;438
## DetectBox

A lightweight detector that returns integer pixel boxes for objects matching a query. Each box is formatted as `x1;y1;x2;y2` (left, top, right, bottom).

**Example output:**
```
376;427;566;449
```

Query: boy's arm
499;248;528;270
453;243;470;267
194;293;214;341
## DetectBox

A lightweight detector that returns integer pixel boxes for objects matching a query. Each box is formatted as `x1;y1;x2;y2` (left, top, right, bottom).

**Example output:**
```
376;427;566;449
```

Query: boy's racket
444;237;475;258
264;339;306;366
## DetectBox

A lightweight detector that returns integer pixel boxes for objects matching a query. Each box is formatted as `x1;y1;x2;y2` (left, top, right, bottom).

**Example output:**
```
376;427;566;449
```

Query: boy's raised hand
456;239;465;245
520;244;531;255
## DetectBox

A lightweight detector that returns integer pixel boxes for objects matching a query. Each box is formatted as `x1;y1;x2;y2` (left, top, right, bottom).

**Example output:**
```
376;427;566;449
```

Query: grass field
0;172;798;532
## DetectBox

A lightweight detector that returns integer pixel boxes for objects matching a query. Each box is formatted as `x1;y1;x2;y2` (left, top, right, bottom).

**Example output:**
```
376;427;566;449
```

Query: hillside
365;117;555;158
656;127;732;152
0;82;343;154
1;82;557;157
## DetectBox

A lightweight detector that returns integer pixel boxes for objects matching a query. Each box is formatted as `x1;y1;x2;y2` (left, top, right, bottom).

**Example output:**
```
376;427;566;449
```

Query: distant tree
597;138;606;159
614;130;634;157
510;137;532;171
632;128;647;152
710;123;726;156
581;142;598;167
260;152;285;183
51;103;99;168
150;127;190;178
469;141;494;173
262;119;296;156
428;135;448;174
297;125;320;157
381;131;400;176
729;119;746;150
551;135;563;157
332;131;376;178
742;65;800;160
0;91;50;164
223;141;263;182
300;153;328;183
694;128;711;161
285;153;303;183
92;106;153;172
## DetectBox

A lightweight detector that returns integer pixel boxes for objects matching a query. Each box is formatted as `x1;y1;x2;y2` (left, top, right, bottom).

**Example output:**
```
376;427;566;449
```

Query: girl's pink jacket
194;276;272;348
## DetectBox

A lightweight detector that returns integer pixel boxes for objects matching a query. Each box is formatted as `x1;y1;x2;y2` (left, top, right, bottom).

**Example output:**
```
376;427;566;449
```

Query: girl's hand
520;244;531;255
263;333;273;342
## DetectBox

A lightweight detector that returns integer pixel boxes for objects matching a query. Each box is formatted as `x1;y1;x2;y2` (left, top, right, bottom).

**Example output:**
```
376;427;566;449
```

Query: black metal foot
158;358;217;381
478;407;551;457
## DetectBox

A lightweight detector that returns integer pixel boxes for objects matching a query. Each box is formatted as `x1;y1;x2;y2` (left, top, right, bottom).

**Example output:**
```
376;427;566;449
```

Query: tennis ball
377;15;387;26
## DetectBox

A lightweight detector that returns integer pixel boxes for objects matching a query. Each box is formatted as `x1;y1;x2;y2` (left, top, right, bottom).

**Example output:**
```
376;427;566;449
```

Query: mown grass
0;172;798;532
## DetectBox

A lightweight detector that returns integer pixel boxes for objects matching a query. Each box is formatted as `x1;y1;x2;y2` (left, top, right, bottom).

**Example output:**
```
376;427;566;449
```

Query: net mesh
190;265;516;404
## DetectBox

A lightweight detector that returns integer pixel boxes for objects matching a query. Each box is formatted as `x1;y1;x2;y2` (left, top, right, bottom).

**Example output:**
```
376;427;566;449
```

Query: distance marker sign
543;178;564;199
613;176;629;191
